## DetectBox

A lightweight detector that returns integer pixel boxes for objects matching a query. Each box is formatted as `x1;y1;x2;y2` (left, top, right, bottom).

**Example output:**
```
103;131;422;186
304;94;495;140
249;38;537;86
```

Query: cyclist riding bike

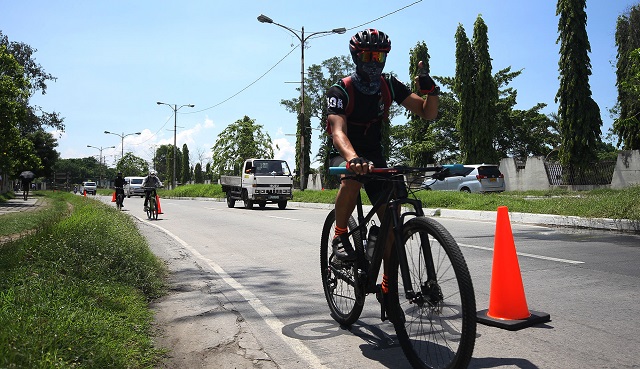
326;29;440;284
114;172;126;208
142;171;163;211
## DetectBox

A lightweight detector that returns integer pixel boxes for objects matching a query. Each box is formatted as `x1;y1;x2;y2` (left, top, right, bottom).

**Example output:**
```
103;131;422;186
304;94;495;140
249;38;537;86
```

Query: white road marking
139;217;328;369
457;242;585;264
265;215;301;221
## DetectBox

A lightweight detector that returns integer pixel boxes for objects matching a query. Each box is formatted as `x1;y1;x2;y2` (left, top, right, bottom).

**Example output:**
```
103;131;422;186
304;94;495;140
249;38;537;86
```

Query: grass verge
0;192;167;368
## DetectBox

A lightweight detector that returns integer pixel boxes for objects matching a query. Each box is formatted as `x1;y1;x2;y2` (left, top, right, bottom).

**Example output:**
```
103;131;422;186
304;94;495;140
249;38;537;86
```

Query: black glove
418;69;440;96
346;157;370;170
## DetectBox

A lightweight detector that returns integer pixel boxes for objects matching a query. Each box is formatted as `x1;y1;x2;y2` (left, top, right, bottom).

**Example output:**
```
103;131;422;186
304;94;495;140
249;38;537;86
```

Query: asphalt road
109;195;640;369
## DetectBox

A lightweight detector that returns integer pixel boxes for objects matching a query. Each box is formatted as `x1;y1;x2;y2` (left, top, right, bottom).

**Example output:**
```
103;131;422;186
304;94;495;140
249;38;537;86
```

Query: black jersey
327;73;412;155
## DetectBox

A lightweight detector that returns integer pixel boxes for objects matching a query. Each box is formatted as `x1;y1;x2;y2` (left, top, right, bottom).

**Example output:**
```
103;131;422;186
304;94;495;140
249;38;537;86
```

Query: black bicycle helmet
349;29;391;62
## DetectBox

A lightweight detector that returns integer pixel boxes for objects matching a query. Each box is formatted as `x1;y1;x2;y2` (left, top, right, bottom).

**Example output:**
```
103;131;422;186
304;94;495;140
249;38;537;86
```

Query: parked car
422;164;505;193
80;181;97;195
124;176;146;198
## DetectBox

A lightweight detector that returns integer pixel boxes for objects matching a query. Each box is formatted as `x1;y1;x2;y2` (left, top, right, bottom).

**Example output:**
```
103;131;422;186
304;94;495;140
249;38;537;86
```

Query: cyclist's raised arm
401;60;439;121
401;92;438;121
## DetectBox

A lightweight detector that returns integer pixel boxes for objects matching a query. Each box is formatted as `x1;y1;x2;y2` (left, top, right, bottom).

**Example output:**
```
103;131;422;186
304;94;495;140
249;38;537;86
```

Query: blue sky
1;1;635;169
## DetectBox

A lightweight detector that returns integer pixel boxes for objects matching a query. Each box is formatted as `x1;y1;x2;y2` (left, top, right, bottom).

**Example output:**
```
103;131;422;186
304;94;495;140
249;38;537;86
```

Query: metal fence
543;161;616;185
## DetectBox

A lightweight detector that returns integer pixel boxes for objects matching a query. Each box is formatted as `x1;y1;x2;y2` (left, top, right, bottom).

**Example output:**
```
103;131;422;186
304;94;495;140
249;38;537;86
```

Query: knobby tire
388;216;476;369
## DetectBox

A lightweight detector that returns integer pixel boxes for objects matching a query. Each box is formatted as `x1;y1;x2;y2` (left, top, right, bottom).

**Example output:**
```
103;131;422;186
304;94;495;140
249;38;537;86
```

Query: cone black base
477;309;551;331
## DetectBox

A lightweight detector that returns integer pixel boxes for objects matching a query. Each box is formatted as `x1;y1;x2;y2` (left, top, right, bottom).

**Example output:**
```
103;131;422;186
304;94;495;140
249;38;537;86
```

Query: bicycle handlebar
328;164;464;176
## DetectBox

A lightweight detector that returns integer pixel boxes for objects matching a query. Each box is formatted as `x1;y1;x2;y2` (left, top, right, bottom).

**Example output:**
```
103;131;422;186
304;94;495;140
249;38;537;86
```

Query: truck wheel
278;200;287;210
242;190;253;209
244;199;253;209
226;194;236;208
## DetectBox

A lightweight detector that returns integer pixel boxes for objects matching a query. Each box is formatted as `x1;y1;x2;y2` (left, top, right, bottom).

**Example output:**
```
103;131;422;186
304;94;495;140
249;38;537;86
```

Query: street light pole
87;145;115;187
103;131;142;161
257;14;345;190
156;102;195;189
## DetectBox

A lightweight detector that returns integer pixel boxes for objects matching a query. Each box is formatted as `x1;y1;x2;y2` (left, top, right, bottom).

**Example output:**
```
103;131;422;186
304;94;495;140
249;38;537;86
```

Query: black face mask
353;61;385;95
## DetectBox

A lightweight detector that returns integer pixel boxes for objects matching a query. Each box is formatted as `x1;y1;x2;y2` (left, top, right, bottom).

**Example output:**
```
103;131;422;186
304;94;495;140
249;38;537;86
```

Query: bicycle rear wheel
320;209;365;326
388;216;476;369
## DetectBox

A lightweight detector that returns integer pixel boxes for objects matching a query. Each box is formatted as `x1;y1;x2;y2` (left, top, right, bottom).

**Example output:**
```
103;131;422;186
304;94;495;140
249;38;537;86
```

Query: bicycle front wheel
320;209;365;326
388;216;476;369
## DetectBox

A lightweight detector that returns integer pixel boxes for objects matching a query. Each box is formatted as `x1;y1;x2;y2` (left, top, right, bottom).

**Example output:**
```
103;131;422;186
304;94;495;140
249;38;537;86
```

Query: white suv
422;164;505;193
124;176;146;198
81;181;97;195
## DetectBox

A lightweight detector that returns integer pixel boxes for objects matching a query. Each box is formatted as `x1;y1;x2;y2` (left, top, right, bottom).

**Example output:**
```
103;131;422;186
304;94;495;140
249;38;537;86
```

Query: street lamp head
188;104;195;108
156;101;163;105
333;28;347;34
257;14;273;24
104;130;111;134
134;132;141;135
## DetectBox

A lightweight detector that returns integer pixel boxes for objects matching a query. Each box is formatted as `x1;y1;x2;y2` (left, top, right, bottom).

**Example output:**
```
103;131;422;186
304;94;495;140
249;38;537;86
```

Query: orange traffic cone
83;190;86;197
155;195;163;214
111;192;116;202
477;206;550;330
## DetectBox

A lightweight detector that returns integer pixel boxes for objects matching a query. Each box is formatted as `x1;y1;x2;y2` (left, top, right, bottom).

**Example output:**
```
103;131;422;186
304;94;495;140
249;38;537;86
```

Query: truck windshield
253;160;291;176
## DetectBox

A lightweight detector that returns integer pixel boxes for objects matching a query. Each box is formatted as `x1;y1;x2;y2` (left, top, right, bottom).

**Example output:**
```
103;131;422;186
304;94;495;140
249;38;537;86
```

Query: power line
179;1;422;114
185;45;299;114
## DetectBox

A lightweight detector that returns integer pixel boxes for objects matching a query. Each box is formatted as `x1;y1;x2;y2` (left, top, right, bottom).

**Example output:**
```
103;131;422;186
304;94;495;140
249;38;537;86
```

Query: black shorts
329;152;406;205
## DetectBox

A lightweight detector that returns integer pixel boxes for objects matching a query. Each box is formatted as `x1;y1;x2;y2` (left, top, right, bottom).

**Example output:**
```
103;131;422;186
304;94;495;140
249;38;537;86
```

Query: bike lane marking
138;216;329;369
457;242;584;264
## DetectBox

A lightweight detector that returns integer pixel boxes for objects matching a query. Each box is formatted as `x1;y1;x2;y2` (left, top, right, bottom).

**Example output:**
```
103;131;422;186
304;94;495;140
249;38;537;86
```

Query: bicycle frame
333;167;445;298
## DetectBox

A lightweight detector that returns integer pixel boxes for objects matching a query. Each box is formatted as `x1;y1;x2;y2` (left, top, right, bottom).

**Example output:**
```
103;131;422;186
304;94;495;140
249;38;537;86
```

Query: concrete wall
611;150;640;189
499;156;550;191
500;150;640;191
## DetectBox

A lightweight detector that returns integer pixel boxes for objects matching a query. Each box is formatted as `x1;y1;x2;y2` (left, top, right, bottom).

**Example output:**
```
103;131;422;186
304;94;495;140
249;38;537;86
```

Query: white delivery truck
220;159;293;209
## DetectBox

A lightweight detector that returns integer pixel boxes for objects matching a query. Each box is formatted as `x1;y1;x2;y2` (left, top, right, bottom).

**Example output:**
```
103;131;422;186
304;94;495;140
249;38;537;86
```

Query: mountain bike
321;165;476;369
145;190;158;220
115;187;124;211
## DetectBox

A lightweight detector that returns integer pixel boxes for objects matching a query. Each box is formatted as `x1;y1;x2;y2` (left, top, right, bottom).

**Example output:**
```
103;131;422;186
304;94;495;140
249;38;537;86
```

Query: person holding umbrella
19;171;35;201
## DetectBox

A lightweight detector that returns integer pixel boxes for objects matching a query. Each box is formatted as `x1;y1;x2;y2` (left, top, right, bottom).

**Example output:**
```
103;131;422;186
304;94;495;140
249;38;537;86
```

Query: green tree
453;24;478;164
211;116;273;176
194;162;203;183
0;44;32;177
53;157;102;185
1;31;64;180
117;152;149;177
181;143;190;184
399;41;436;167
28;129;59;178
556;0;602;167
153;144;181;186
471;16;499;163
613;5;640;150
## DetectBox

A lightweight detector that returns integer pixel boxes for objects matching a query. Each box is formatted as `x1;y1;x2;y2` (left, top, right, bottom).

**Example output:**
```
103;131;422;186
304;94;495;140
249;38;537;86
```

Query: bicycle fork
391;199;443;310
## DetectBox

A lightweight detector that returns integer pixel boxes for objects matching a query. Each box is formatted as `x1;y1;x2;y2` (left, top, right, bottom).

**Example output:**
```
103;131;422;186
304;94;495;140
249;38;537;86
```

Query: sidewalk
0;195;41;215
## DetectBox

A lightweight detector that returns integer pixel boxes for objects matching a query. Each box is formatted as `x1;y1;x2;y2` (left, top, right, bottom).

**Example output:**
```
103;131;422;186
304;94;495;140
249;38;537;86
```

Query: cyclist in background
326;29;440;263
114;172;126;208
142;171;163;211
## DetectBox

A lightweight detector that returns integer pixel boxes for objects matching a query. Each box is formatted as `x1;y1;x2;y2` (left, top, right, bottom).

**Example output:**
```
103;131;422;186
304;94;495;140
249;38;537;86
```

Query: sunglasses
357;51;387;63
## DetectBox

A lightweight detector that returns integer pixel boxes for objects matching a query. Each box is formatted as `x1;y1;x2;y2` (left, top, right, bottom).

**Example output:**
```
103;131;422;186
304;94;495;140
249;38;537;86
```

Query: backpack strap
326;75;394;135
